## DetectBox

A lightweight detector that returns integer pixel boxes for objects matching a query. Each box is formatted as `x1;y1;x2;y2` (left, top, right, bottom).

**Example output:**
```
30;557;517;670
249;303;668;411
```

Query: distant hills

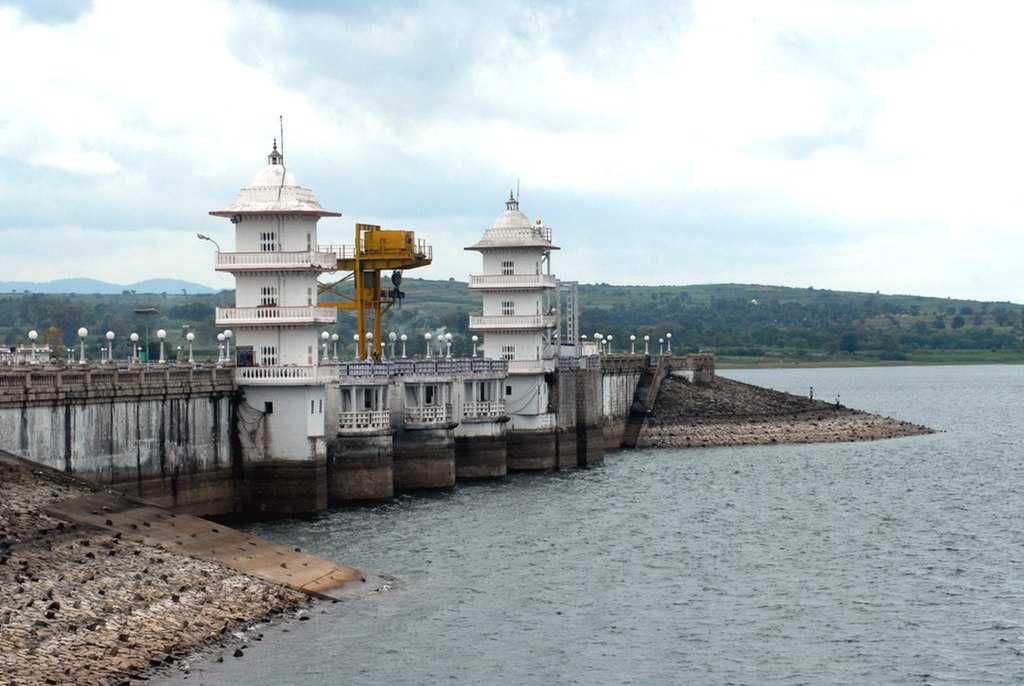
0;278;220;295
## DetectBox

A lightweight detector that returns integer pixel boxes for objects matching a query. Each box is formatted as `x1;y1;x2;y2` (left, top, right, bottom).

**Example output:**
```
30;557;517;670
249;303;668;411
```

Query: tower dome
466;191;558;250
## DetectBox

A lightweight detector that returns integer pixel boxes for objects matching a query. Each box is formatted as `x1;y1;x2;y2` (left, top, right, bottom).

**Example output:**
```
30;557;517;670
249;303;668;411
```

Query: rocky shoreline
639;375;934;449
0;458;310;686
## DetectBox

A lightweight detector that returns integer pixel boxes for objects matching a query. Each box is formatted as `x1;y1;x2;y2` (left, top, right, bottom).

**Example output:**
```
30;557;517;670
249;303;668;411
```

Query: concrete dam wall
0;355;701;518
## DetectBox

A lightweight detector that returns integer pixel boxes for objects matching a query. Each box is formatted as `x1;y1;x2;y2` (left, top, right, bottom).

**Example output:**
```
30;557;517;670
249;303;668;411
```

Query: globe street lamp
400;334;408;359
445;332;453;358
77;327;88;364
105;331;115;364
156;329;167;364
388;331;397;359
607;334;614;354
185;332;195;364
223;329;233;363
665;332;672;355
630;334;636;355
27;330;38;364
331;333;339;361
658;338;664;355
130;333;140;363
353;333;361;361
643;334;650;355
471;335;479;358
320;330;330;362
216;333;225;365
424;332;433;359
366;331;374;360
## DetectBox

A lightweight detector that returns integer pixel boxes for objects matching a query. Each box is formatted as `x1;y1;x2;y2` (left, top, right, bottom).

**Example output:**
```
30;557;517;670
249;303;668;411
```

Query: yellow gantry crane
319;223;432;361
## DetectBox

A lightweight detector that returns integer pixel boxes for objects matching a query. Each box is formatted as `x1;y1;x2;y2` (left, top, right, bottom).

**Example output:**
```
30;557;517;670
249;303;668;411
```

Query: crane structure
319;223;432;361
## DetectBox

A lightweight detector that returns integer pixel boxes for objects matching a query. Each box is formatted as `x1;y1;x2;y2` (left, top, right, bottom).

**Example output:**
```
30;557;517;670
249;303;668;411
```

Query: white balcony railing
215;250;337;272
468;314;558;330
215;306;337;326
234;365;336;385
338;409;391;432
468;274;558;289
505;359;556;375
405;403;453;425
462;400;506;419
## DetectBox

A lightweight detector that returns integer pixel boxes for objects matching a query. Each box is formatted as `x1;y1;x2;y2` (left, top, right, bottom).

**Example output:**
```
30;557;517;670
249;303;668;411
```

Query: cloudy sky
1;0;1022;301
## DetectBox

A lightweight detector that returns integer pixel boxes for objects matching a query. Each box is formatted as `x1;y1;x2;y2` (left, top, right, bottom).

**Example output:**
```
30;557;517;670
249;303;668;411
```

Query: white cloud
0;0;1022;301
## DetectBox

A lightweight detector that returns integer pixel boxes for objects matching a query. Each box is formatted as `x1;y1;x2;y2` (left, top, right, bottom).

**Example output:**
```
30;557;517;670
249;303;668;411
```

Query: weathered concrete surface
327;433;395;503
0;451;361;686
506;430;557;471
640;376;934;448
454;434;508;479
393;428;456;491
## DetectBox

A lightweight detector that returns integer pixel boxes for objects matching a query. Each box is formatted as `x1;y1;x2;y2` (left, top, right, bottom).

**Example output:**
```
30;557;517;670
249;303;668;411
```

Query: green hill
2;280;1022;366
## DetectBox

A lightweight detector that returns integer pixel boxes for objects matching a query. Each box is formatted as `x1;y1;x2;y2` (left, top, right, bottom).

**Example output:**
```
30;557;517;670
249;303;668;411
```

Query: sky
0;0;1022;301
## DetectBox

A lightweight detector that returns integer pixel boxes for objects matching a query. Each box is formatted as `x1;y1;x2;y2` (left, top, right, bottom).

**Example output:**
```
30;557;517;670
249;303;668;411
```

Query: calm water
167;365;1024;685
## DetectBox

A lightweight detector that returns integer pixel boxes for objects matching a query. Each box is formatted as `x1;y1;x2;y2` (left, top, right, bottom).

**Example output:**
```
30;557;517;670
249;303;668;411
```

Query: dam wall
0;354;714;517
0;366;238;516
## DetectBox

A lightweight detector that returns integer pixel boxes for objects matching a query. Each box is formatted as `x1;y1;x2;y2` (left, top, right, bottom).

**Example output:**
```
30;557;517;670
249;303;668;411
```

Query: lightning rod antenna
276;114;287;201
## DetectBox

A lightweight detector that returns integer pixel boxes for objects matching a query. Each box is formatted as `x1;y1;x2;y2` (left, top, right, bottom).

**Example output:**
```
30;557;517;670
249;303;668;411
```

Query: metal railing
338;409;391;431
462;400;506;419
215;250;337;271
405;403;452;425
468;314;558;330
0;366;233;396
468;273;558;289
337;358;507;378
215;306;337;325
320;240;432;262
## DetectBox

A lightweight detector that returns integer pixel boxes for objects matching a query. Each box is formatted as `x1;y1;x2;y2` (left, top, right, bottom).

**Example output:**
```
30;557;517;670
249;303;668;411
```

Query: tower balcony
405;403;453;428
215;250;338;272
468;314;558;331
338;409;392;434
234;365;337;385
468;274;557;289
462;400;507;421
215;306;337;326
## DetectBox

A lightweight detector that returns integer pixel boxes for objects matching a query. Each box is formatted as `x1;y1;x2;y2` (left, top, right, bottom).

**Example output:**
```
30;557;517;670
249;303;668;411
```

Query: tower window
501;260;514;276
501;345;515;360
501;301;515;316
260;231;277;252
260;286;278;307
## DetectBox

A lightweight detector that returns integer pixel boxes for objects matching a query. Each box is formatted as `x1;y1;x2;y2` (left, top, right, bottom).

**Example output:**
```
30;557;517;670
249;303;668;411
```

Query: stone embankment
0;453;357;686
639;376;933;449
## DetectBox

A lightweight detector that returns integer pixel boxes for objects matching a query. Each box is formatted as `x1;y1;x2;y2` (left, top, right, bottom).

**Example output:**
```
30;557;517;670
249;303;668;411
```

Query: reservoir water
166;365;1024;685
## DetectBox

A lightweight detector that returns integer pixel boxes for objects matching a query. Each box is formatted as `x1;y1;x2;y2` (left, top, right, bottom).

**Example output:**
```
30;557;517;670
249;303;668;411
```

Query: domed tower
210;140;340;466
466;192;559;430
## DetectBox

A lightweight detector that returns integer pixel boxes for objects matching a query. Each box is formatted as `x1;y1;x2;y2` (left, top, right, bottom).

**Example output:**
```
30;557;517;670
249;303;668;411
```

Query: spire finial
506;188;518;211
267;137;283;165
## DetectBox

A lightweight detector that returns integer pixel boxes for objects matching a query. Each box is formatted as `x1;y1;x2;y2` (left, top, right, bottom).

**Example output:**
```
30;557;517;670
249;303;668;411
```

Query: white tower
211;140;340;459
466;192;559;430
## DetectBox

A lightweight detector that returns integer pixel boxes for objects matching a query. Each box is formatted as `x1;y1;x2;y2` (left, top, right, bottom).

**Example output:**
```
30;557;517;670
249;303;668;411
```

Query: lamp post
594;333;602;355
157;329;167;364
400;334;407;358
630;334;636;355
644;335;650;355
388;331;397;359
353;333;361;361
176;345;182;364
223;329;233;363
185;332;195;364
331;333;339;361
27;330;38;364
105;331;115;363
320;331;330;362
77;327;88;364
665;332;672;355
445;332;453;358
130;333;139;363
607;335;614;354
424;332;432;359
196;233;222;252
471;335;478;358
658;338;664;355
216;333;225;365
366;331;374;360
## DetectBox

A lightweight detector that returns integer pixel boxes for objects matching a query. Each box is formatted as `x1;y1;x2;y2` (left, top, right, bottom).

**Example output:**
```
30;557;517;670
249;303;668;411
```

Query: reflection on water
165;365;1024;685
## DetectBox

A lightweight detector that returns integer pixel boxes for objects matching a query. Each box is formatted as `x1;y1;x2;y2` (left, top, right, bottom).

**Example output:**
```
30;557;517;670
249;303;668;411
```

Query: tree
838;331;860;353
952;315;966;330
